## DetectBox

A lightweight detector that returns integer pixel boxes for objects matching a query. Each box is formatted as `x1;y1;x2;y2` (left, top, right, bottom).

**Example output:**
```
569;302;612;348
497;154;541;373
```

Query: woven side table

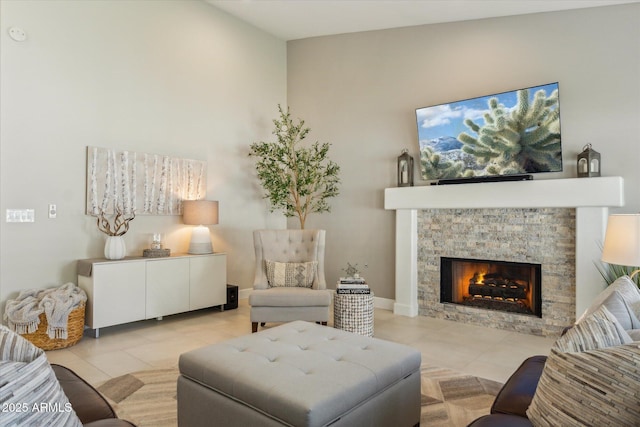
334;292;374;337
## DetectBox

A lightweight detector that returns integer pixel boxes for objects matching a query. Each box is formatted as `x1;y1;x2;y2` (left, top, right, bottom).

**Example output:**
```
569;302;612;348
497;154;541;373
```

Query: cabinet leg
252;322;258;333
156;316;163;321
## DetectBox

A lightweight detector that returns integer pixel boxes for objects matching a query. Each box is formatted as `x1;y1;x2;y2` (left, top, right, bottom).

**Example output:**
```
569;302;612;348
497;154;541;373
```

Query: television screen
415;82;562;181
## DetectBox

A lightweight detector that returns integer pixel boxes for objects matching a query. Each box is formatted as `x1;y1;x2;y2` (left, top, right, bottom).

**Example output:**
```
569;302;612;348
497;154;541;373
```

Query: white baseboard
374;296;394;311
239;288;252;300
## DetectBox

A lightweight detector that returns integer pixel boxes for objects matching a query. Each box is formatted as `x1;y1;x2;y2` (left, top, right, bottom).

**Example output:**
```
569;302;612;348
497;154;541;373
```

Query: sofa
467;356;547;427
52;364;136;427
0;324;135;427
468;275;640;427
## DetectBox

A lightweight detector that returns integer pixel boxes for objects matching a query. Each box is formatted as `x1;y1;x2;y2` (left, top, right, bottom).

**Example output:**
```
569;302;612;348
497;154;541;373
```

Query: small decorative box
142;248;171;258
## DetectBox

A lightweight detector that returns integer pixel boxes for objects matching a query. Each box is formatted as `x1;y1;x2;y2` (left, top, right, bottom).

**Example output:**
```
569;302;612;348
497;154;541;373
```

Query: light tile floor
45;300;556;387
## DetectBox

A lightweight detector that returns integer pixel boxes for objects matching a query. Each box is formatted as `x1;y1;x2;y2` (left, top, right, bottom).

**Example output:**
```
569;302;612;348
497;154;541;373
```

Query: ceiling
206;0;639;41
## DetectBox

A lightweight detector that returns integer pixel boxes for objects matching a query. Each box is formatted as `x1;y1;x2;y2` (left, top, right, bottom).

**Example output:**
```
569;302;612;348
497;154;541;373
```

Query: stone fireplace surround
419;208;573;336
384;177;624;337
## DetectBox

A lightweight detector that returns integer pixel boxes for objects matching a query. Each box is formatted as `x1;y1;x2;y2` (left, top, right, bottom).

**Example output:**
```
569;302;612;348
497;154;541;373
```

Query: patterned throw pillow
0;325;82;427
576;275;640;324
265;260;318;288
526;344;640;427
553;305;632;353
597;290;640;330
527;307;638;427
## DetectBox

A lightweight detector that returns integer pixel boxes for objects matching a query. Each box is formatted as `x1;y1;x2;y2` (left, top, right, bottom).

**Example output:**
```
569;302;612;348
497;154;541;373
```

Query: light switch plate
6;209;35;222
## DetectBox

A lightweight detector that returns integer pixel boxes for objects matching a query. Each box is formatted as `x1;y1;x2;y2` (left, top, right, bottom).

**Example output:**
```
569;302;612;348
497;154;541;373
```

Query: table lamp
182;200;219;254
601;214;640;279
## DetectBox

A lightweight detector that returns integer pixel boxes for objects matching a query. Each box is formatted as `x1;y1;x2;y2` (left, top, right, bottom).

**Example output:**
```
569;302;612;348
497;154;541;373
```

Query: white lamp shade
601;214;640;267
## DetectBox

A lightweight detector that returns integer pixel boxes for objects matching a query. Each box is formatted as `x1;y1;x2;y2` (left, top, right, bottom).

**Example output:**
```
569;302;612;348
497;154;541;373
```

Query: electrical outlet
48;204;57;219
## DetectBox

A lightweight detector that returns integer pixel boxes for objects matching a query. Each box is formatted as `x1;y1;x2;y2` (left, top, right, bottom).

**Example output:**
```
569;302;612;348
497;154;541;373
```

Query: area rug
97;365;502;427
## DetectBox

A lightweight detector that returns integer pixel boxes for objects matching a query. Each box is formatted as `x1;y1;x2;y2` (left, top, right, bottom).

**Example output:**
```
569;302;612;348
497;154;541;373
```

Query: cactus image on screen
415;83;562;181
419;146;467;179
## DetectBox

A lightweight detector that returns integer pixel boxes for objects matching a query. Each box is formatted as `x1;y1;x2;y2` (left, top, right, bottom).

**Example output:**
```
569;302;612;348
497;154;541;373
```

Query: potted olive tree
249;105;340;229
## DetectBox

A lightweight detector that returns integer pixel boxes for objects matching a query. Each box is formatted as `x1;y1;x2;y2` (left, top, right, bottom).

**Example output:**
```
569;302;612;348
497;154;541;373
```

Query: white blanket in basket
4;283;87;339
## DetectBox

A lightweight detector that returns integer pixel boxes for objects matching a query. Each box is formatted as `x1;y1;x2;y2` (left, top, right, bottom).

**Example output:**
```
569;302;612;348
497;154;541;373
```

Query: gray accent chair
249;229;332;333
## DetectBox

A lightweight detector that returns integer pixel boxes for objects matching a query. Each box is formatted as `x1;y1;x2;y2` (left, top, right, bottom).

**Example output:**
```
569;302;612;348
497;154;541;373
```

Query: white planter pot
104;236;126;260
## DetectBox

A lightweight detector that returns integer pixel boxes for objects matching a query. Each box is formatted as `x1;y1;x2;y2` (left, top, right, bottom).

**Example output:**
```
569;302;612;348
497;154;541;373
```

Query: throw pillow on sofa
576;275;640;325
597;290;640;330
526;344;640;427
0;325;83;427
553;305;632;352
526;306;639;427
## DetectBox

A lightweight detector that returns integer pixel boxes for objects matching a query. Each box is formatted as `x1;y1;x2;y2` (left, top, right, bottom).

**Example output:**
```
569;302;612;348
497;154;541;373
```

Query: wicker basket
20;303;86;351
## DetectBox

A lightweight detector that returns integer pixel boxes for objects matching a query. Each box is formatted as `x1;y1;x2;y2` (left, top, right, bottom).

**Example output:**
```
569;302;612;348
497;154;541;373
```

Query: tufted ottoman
177;321;421;427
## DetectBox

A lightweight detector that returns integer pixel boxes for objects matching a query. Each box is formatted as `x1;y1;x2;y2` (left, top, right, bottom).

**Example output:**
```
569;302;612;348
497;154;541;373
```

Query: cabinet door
189;255;226;310
146;258;190;319
91;262;146;328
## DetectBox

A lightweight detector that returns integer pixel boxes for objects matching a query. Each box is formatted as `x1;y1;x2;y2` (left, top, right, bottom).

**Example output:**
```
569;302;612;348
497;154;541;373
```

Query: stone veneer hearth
417;208;575;337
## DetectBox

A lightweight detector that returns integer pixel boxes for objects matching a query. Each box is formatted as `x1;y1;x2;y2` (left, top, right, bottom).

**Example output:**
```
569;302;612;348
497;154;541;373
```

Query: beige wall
2;2;638;314
0;0;286;313
287;4;640;299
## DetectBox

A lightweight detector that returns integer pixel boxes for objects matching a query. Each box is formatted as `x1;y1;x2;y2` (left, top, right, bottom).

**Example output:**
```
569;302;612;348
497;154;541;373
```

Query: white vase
104;236;126;260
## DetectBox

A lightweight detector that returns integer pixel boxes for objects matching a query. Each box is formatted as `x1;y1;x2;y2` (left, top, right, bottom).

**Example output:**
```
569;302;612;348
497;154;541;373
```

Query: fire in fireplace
440;257;542;317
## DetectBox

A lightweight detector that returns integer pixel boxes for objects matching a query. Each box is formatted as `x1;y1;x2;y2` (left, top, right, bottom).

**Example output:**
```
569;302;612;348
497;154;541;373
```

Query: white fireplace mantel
384;176;625;319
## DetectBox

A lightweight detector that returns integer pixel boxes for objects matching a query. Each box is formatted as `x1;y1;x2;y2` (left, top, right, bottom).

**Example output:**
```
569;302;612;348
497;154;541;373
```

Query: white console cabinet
78;253;226;337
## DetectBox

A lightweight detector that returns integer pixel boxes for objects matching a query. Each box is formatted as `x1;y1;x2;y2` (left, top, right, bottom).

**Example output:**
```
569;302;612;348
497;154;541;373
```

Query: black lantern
397;148;414;187
577;144;601;178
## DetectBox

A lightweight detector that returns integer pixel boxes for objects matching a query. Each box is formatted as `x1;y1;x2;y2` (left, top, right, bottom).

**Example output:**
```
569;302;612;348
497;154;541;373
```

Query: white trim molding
385;177;625;318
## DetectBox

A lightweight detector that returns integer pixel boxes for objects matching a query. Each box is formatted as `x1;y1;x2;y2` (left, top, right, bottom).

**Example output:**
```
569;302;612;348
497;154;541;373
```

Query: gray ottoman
178;321;421;427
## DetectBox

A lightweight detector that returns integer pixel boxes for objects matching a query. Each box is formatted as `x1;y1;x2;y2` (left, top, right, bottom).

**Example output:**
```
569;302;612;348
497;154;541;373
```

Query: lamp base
188;225;213;254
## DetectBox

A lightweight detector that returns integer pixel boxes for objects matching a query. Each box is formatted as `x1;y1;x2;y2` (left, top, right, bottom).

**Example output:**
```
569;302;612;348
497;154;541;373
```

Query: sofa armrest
51;364;118;425
467;413;533;427
490;355;547;417
85;420;137;427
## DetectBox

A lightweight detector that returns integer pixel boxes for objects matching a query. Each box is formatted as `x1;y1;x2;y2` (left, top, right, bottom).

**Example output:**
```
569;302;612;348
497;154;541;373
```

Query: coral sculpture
457;87;561;176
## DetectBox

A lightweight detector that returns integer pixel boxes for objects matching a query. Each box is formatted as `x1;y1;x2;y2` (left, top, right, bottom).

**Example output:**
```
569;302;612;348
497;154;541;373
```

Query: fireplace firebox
440;257;542;317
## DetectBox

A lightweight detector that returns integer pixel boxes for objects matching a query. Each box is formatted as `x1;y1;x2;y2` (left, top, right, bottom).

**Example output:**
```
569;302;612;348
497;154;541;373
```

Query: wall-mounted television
415;82;562;182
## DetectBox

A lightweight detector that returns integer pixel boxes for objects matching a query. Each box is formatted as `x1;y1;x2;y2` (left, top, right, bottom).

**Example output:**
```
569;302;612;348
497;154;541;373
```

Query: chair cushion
249;287;332;307
265;260;317;288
